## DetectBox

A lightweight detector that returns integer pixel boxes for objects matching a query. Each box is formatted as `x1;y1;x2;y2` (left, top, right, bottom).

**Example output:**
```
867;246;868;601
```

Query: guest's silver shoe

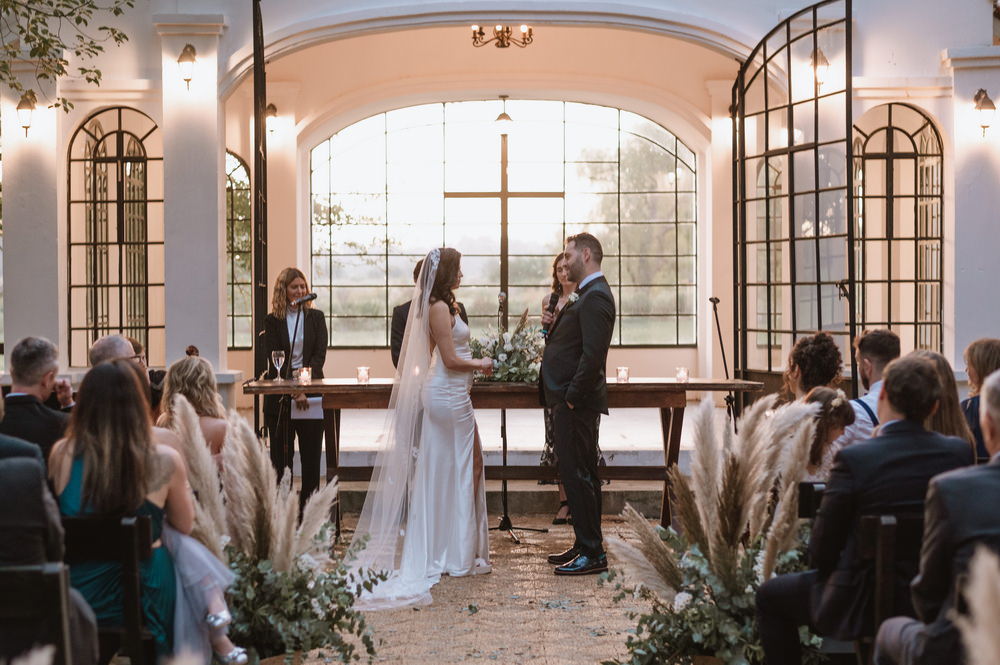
213;647;248;665
205;610;233;630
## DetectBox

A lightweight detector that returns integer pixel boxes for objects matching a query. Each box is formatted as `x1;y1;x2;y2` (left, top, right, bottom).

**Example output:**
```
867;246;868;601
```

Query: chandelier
471;24;534;48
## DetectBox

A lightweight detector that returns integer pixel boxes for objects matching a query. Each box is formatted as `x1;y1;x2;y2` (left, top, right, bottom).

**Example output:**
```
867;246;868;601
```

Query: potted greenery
604;397;825;665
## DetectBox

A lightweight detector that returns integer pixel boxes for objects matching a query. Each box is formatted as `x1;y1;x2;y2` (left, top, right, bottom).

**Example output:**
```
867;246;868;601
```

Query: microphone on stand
291;292;318;307
541;292;559;338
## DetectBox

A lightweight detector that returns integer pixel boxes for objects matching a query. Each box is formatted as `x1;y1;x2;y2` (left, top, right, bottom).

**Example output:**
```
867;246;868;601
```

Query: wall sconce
471;24;533;48
177;43;197;90
811;47;830;87
265;103;278;133
974;88;995;137
16;90;36;136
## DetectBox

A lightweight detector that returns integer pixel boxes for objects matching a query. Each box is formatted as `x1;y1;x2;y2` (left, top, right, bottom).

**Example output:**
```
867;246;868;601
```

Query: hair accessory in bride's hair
428;248;441;270
830;389;847;409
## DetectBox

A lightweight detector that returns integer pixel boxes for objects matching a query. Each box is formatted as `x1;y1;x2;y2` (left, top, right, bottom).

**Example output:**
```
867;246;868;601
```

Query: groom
540;232;616;576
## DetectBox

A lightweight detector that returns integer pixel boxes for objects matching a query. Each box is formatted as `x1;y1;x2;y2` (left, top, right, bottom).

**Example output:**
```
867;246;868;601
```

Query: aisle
326;515;647;665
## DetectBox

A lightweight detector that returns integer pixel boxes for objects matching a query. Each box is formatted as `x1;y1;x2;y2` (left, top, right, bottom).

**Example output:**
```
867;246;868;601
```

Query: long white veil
348;248;440;608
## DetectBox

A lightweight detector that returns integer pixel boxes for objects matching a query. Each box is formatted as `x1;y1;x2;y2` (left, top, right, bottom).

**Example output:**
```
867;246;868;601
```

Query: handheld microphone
291;293;318;306
541;292;559;337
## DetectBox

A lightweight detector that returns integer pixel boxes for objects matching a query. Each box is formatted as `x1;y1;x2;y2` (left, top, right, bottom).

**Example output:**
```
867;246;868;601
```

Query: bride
350;247;494;609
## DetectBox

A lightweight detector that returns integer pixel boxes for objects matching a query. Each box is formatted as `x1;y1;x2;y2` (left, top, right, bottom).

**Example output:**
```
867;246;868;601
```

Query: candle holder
616;366;630;384
356;366;370;385
297;367;312;383
675;366;689;383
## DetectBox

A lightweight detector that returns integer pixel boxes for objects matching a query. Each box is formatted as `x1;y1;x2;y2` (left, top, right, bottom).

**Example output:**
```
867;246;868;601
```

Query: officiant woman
261;267;328;510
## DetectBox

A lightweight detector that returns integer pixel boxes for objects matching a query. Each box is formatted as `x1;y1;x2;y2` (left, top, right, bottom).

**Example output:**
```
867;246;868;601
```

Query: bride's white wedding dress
350;250;490;610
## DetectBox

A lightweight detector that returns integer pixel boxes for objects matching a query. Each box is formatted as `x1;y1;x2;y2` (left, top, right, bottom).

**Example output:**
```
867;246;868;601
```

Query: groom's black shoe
547;546;581;565
554;552;608;576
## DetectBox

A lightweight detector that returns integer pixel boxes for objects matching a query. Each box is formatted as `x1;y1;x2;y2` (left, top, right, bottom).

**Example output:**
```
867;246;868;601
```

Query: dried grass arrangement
956;547;1000;665
605;397;824;665
167;396;383;662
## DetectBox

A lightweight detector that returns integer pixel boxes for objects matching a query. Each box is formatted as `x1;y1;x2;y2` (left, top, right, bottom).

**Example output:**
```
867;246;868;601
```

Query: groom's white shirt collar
577;271;603;291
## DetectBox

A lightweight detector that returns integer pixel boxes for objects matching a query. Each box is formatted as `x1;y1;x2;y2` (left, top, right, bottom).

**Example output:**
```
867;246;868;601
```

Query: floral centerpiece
604;396;826;665
469;308;544;384
169;396;385;663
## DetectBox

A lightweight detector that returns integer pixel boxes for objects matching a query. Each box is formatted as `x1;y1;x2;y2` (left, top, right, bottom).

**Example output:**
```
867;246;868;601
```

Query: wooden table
244;377;762;526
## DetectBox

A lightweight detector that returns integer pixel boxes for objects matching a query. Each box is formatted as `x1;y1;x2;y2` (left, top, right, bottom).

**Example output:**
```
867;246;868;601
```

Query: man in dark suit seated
0;434;98;665
756;355;975;665
0;337;72;463
391;259;468;368
874;368;1000;665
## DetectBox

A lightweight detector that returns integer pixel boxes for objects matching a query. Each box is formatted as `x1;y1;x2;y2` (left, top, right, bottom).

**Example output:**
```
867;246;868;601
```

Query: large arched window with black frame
852;103;943;352
67;107;164;367
309;100;698;348
226;151;253;349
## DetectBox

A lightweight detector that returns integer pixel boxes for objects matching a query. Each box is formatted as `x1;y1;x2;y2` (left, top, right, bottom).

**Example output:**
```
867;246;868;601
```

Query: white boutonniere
567;292;580;305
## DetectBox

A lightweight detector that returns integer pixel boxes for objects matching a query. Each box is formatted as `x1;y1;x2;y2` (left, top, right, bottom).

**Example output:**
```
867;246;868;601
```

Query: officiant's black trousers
266;412;323;511
551;403;603;556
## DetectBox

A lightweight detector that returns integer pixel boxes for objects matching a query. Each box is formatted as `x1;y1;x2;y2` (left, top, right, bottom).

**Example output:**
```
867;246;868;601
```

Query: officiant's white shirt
285;309;305;369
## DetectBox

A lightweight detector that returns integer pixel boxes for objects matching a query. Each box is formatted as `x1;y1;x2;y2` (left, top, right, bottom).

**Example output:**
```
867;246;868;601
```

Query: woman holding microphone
262;267;328;511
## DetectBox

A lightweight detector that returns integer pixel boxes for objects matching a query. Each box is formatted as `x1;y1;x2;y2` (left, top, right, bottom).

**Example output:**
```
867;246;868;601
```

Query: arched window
309;100;697;347
853;103;943;351
67;107;164;367
225;151;252;349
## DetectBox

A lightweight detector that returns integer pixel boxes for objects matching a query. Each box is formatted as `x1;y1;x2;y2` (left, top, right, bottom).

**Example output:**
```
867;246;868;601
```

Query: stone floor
312;514;648;665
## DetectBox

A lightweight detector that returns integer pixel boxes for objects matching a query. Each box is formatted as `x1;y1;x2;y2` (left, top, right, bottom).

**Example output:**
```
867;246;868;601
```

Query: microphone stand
278;303;305;493
490;292;548;543
710;297;737;433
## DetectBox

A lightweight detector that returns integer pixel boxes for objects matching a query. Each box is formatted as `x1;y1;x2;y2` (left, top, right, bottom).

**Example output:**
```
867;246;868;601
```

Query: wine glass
271;350;286;381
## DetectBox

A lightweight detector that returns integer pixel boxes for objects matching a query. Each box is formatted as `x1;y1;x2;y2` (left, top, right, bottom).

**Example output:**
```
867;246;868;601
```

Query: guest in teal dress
49;359;195;658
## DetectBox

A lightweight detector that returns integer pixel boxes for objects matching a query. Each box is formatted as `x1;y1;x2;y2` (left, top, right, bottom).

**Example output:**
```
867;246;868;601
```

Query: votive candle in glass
356;366;370;385
297;367;312;383
616;366;630;383
675;366;689;383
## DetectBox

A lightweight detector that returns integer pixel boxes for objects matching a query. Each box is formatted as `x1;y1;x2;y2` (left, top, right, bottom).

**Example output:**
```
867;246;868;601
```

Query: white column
155;14;227;368
1;62;61;365
704;80;735;387
942;47;1000;363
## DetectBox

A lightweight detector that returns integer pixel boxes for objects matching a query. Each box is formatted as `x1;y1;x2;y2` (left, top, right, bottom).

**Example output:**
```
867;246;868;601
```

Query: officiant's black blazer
261;308;328;416
807;419;972;640
539;275;615;414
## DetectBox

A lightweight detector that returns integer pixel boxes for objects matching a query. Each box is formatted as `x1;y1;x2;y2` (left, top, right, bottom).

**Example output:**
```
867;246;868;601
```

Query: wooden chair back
0;562;71;665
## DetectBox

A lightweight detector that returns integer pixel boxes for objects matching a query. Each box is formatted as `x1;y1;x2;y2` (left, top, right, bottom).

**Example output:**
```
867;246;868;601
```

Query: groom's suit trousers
551;402;603;556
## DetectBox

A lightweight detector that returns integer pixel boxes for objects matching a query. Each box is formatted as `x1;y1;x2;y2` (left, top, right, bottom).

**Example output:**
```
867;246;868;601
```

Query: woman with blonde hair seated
157;355;228;456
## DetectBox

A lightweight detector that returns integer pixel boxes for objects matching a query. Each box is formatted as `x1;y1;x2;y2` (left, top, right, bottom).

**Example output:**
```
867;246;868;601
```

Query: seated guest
874;368;1000;665
89;334;182;451
157;356;228;456
49;359;195;657
0;452;98;665
125;336;166;421
756;356;974;665
961;338;1000;459
833;329;900;449
802;387;855;482
391;258;468;368
0;337;72;462
911;350;975;447
783;332;843;400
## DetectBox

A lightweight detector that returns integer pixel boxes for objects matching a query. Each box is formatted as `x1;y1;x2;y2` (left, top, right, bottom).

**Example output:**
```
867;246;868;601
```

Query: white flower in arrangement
297;553;320;571
311;597;325;618
504;343;514;352
567;292;580;304
672;591;693;611
498;353;508;362
503;331;513;344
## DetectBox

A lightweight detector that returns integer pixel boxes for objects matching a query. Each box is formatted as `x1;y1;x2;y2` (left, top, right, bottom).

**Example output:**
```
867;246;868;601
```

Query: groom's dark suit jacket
539;275;616;414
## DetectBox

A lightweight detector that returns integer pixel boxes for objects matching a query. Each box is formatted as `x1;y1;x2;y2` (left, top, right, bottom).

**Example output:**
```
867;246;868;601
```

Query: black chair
853;513;925;665
61;516;155;665
798;482;826;519
0;562;72;665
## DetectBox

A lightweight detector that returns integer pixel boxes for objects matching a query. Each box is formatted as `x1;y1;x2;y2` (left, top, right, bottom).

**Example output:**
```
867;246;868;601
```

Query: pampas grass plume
621;503;683;590
270;474;298;573
956;547;1000;665
690;398;721;555
606;536;676;602
762;416;815;580
296;476;339;560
